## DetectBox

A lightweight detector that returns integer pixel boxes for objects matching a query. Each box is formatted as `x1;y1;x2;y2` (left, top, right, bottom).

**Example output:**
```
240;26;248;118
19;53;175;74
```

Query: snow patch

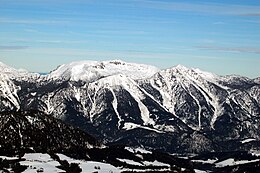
123;122;163;133
194;169;208;173
143;160;169;167
241;138;256;144
125;147;152;154
30;92;37;96
110;88;122;129
250;150;260;157
216;158;260;167
21;153;62;173
57;154;120;173
192;159;218;164
74;87;81;102
117;158;143;166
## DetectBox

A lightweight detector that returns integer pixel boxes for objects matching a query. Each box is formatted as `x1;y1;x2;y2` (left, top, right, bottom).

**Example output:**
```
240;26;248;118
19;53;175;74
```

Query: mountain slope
0;110;99;156
0;73;21;110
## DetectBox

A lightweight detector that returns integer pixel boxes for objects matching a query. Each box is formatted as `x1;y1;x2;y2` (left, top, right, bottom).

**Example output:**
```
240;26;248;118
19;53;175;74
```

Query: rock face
0;60;259;153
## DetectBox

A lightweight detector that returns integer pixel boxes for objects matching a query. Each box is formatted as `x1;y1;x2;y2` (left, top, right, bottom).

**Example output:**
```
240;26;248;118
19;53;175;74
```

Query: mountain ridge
1;60;258;80
0;60;259;154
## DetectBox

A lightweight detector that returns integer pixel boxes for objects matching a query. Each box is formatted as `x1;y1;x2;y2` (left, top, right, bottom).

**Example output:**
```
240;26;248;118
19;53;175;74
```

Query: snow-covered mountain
0;60;259;153
143;65;260;130
48;60;160;81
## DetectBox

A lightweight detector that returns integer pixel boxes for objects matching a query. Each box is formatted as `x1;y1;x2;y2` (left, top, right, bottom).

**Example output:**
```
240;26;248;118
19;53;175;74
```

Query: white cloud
0;45;29;51
0;18;70;25
136;1;260;16
196;45;260;54
213;22;225;25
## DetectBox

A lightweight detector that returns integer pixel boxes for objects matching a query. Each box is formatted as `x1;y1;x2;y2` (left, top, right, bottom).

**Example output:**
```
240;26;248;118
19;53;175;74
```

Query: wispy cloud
136;1;260;16
0;45;29;51
213;22;225;25
23;47;231;62
17;47;178;60
200;39;216;44
239;13;260;17
242;20;260;24
11;38;90;45
36;40;90;44
5;0;260;17
196;45;260;54
0;18;70;25
24;29;45;34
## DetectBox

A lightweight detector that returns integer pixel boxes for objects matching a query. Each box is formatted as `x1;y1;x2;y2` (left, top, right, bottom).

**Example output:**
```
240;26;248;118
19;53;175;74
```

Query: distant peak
166;64;190;73
174;64;190;70
161;64;218;81
175;64;187;68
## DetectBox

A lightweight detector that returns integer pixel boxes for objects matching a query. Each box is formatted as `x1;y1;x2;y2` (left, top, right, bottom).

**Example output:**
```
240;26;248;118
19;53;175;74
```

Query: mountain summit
48;60;160;81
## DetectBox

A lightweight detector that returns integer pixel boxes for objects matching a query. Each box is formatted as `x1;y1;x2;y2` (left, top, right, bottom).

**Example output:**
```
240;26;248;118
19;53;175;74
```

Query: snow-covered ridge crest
0;61;41;81
0;61;29;78
166;64;218;80
48;60;160;81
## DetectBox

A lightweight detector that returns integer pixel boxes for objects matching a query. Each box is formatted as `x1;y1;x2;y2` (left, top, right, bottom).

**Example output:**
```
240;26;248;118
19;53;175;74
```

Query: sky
0;0;260;78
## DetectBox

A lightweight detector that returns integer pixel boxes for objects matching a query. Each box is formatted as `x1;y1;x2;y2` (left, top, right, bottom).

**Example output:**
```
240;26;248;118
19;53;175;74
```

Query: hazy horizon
0;0;260;78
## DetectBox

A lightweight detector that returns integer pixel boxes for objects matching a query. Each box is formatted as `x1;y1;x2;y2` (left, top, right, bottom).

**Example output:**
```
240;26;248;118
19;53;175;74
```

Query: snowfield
56;154;120;173
21;154;62;173
1;153;120;173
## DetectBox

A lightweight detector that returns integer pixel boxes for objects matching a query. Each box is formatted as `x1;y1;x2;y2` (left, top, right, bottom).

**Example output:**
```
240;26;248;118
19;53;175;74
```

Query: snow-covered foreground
1;153;120;173
1;150;260;172
20;153;172;173
20;154;62;173
0;151;182;172
1;152;171;173
57;154;120;173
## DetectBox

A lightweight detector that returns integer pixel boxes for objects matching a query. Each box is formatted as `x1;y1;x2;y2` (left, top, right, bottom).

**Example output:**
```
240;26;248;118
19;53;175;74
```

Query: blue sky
0;0;260;78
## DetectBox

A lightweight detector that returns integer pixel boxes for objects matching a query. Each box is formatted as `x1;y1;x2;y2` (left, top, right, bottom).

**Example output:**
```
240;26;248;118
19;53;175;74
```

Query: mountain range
0;60;259;155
